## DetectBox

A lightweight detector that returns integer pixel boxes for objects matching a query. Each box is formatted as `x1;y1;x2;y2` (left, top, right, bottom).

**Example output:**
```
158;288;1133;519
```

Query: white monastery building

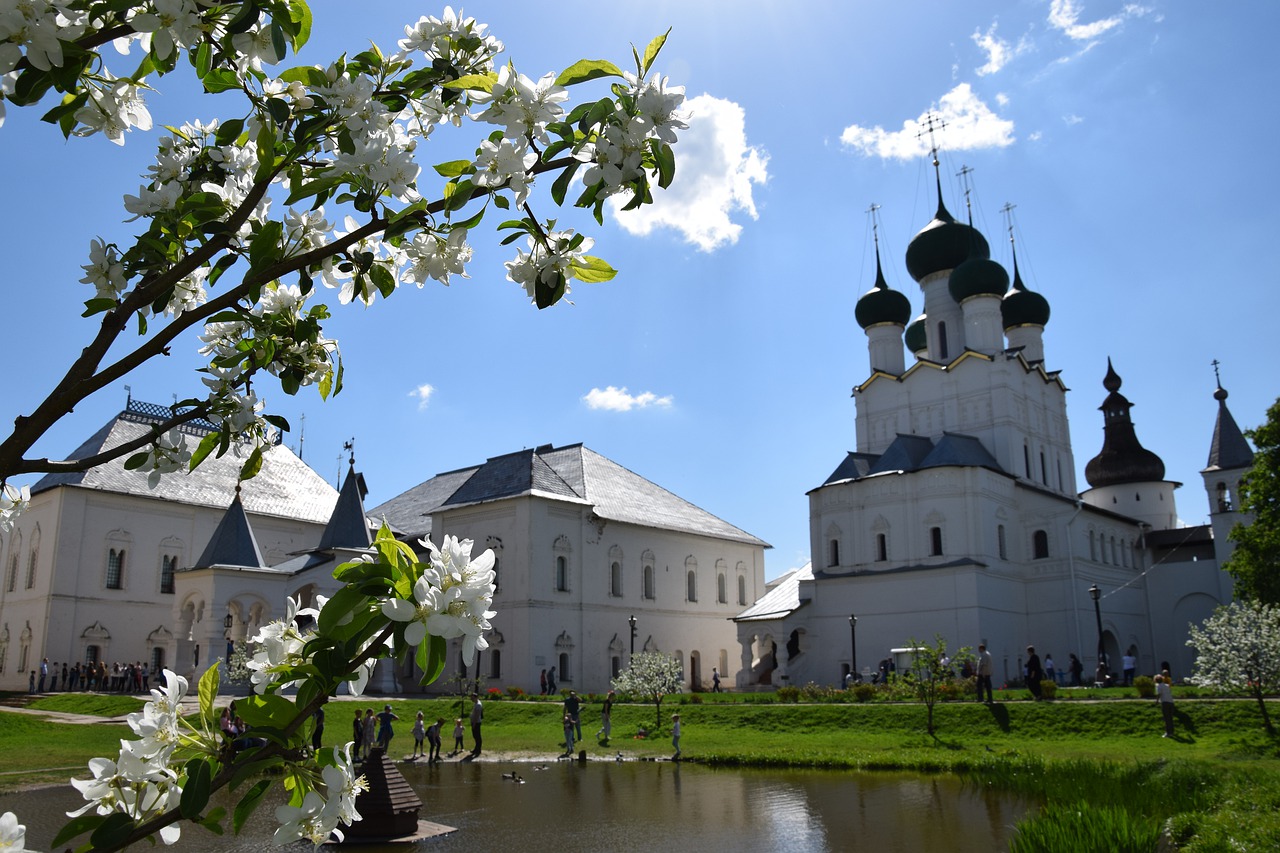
733;167;1254;688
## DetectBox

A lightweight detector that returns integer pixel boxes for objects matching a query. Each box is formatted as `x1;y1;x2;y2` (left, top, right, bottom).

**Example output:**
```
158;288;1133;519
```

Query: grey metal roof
371;444;769;547
193;493;267;569
1204;392;1254;472
817;432;1006;491
735;562;812;622
31;408;338;523
870;434;936;474
822;453;878;486
318;465;374;549
919;433;1003;471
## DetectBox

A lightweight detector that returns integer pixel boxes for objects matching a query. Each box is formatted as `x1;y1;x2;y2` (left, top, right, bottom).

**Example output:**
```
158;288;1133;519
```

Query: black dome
949;257;1009;302
905;313;928;353
856;252;911;329
905;198;990;283
1084;360;1167;487
1001;264;1050;329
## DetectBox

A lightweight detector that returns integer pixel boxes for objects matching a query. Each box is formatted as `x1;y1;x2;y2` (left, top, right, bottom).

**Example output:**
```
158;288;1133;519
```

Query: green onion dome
905;313;928;353
948;256;1009;302
1000;262;1051;329
855;251;912;329
905;198;990;283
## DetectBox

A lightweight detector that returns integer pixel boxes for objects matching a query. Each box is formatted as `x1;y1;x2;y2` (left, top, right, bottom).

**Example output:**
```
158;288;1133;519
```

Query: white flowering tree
0;2;686;850
612;650;684;731
1187;600;1280;735
906;635;973;738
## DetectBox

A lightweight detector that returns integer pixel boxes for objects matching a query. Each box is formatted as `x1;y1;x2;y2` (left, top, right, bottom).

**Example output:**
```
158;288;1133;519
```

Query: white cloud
840;83;1015;161
971;23;1029;76
1028;130;1044;141
1048;0;1151;42
1063;114;1085;125
611;94;768;253
583;386;674;412
409;383;435;410
995;93;1010;107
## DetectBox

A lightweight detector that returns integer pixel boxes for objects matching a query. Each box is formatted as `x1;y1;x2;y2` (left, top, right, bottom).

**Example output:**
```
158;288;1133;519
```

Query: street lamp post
1089;584;1106;684
848;614;858;683
628;614;637;659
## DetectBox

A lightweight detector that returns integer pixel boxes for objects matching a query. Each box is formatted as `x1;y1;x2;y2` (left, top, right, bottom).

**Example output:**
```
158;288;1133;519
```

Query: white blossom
629;71;688;144
382;535;495;665
397;7;503;72
0;483;30;534
0;810;25;853
401;228;472;286
80;238;128;299
475;66;567;144
231;20;283;73
473;137;536;206
128;0;204;61
73;74;153;145
138;430;192;489
504;229;593;303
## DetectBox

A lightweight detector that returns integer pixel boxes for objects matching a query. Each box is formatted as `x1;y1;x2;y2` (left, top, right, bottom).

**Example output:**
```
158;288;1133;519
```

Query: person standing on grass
712;667;721;692
540;668;547;695
565;690;582;741
976;644;994;703
562;713;575;755
1025;646;1044;699
1122;651;1137;687
363;708;377;755
412;711;426;758
377;704;399;750
427;718;444;763
38;658;47;692
1156;671;1176;738
1068;653;1084;687
671;713;682;760
453;718;465;754
546;666;557;695
352;709;366;761
597;690;615;743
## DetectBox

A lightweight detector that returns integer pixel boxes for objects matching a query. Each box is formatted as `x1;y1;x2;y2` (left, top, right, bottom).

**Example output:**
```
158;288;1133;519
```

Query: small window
686;570;697;602
876;533;888;562
490;649;501;679
1040;452;1047;484
643;564;655;600
929;527;943;557
611;656;621;678
7;555;18;592
997;525;1007;560
610;561;622;597
1023;444;1032;478
150;647;166;671
737;574;747;606
25;551;37;589
828;539;840;568
106;548;125;590
937;321;949;360
160;555;177;594
717;573;727;604
555;555;568;592
558;652;570;682
1033;529;1049;560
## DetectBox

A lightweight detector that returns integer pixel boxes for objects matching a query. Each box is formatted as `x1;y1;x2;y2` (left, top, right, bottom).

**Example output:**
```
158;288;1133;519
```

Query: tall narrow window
492;556;500;593
828;539;840;568
555;555;568;592
1023;444;1032;478
611;656;621;678
876;534;887;562
610;561;622;597
106;548;125;589
490;649;501;679
929;527;943;557
24;529;39;589
643;564;655;600
937;321;949;360
997;525;1007;560
686;570;697;602
717;572;727;604
150;647;166;671
160;555;177;594
1040;452;1048;483
1033;530;1049;560
7;555;18;592
558;652;570;681
737;574;747;606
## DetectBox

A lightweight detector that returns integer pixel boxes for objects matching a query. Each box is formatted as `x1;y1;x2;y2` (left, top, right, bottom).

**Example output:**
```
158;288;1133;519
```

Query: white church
733;168;1253;688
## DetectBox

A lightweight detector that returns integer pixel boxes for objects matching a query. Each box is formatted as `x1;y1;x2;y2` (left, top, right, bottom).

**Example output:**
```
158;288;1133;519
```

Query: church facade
734;175;1252;689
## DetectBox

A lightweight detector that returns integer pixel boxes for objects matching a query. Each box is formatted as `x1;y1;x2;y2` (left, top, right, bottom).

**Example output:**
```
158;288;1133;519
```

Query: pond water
5;760;1030;852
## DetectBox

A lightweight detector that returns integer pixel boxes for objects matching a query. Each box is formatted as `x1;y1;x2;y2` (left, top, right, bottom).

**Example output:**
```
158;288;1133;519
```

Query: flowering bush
1188;600;1280;734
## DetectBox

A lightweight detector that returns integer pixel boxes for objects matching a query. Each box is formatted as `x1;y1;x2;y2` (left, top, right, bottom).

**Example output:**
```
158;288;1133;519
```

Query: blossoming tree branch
0;2;685;850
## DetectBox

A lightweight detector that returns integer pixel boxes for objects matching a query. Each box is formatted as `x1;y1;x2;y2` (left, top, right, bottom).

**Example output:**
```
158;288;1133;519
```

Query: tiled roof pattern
371;444;768;547
32;413;338;523
735;562;812;621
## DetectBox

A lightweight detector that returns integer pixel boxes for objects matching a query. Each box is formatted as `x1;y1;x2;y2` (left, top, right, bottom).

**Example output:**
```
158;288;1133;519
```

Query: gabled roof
1204;388;1254;473
372;444;769;547
317;464;373;550
193;492;267;569
815;431;1007;492
32;405;338;524
734;562;812;622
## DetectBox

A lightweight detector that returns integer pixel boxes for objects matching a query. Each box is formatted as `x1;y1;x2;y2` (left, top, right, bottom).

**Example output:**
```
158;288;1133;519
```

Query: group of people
27;657;153;694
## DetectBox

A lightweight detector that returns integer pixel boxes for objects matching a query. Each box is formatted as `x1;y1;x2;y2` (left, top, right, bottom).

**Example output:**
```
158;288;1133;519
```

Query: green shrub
1011;802;1161;853
506;685;525;698
1132;675;1155;699
1040;680;1057;700
853;683;876;703
776;685;801;703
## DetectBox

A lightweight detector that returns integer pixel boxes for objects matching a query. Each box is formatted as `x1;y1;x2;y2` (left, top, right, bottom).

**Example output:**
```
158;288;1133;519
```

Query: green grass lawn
2;692;1277;850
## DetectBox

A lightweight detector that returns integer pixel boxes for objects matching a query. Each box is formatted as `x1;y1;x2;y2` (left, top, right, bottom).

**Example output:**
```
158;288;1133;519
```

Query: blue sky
1;1;1276;579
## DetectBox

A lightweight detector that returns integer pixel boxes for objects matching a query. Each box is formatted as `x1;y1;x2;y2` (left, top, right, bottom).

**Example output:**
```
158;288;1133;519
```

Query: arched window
150;647;166;671
106;548;125;589
876;533;888;562
643;564;655;600
553;536;571;592
610;561;623;597
489;649;501;679
24;526;39;589
1089;529;1098;561
1023;443;1032;478
997;524;1007;560
558;652;570;680
929;527;943;557
160;555;177;594
1033;529;1049;560
6;529;21;592
717;572;727;604
937;321;949;360
1040;451;1048;484
686;570;697;602
828;538;840;568
737;574;747;606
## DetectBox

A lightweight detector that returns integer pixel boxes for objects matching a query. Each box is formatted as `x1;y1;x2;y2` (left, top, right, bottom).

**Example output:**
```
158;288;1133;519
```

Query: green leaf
89;813;136;850
233;780;273;835
198;661;220;726
123;451;151;471
190;430;223;471
80;297;117;317
237;693;298;730
51;814;107;849
181;757;213;819
240;446;264;481
569;255;618;284
550;161;581;206
653;141;676;189
202;69;241;94
318;585;370;635
641;29;672;76
270;22;288;63
199;806;226;835
416;633;448;684
433;159;473;178
195;42;213;79
370;264;396;298
555;59;625;87
442;73;496;93
289;0;313;49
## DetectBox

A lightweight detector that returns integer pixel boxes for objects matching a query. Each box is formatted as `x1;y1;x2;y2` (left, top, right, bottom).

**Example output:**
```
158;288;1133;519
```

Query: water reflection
4;761;1027;852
